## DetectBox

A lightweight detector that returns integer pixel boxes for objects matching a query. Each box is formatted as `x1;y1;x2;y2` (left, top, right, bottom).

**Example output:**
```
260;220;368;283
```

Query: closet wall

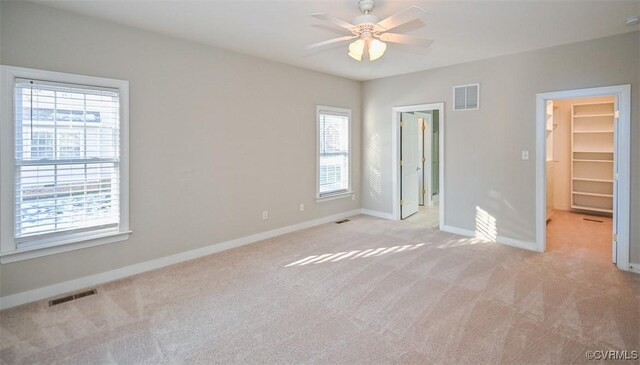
552;96;614;211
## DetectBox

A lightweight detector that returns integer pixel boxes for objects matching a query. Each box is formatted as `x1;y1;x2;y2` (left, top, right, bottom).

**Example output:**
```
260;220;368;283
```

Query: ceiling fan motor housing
353;0;379;34
358;0;376;14
352;14;379;27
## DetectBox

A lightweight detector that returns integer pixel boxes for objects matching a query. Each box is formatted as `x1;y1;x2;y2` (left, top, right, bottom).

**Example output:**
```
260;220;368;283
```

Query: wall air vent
453;83;480;111
49;289;97;306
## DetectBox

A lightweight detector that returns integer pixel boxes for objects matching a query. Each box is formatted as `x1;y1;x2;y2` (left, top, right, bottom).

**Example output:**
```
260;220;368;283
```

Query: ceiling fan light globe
368;39;387;61
348;50;363;61
348;39;365;61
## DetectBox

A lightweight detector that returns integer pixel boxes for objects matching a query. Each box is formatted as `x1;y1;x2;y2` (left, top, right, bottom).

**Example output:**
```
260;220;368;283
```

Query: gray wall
0;1;361;296
362;31;639;261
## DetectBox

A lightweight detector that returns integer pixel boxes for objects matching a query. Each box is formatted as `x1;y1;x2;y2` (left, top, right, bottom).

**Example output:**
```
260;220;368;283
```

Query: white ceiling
30;0;640;81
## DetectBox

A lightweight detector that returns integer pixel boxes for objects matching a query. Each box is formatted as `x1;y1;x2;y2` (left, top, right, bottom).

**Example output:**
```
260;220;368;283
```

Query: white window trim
0;66;131;263
316;105;353;202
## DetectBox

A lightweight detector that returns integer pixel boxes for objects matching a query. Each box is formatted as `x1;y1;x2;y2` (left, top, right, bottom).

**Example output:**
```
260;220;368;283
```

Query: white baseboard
0;209;361;310
361;209;395;220
441;225;539;252
628;263;640;275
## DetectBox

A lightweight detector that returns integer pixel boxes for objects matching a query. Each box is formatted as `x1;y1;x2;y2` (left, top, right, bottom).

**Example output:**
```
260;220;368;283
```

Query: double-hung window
0;66;130;262
316;106;352;200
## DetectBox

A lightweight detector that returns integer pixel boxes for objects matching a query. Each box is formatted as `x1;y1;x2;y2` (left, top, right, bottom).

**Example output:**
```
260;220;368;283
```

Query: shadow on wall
476;206;498;242
479;190;533;241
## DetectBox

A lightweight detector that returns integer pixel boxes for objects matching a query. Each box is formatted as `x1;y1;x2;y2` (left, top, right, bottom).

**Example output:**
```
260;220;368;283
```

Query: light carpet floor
404;204;439;228
1;214;639;364
547;209;613;262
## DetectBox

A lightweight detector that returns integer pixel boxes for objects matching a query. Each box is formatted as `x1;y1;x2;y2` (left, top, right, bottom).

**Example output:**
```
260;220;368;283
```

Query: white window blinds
318;110;350;196
13;78;121;243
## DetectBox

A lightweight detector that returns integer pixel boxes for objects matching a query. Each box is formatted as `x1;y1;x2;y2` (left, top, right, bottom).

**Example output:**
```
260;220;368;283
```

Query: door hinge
422;123;426;130
614;110;620;118
400;160;404;166
422;156;426;163
614;173;618;181
422;189;426;195
613;234;618;242
400;199;404;206
400;121;404;128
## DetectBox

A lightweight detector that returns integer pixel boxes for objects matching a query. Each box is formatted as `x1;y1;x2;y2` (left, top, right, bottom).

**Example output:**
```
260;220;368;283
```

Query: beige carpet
404;204;439;228
1;214;639;364
547;209;613;262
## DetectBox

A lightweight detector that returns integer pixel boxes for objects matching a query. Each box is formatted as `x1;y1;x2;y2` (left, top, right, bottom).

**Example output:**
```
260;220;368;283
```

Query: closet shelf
572;130;614;134
573;113;615;118
572;177;613;183
573;149;614;153
572;191;613;198
571;101;614;215
571;205;613;213
572;159;613;163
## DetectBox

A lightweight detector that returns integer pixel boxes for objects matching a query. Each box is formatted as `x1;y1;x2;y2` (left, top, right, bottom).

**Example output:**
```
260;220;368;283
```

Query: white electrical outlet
351;194;356;201
521;151;529;160
262;211;268;220
299;204;304;212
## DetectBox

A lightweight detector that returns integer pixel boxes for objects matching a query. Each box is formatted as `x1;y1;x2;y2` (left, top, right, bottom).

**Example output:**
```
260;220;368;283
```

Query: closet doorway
535;85;631;271
392;103;444;229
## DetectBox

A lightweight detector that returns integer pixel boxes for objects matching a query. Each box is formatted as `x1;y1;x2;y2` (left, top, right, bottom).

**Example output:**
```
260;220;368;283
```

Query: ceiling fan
306;0;433;61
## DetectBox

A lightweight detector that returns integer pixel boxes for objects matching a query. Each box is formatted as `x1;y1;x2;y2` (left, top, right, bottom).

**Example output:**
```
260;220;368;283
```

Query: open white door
401;112;420;219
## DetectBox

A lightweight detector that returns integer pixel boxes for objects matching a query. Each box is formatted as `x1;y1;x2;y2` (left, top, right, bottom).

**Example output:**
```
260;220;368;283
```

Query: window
317;106;351;199
0;66;130;262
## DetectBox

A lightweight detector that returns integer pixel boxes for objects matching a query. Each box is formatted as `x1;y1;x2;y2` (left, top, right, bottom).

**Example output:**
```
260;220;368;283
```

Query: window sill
316;191;354;203
0;230;132;264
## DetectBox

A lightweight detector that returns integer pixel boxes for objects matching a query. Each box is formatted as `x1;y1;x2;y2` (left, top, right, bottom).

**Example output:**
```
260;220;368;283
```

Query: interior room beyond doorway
545;96;614;262
399;108;440;228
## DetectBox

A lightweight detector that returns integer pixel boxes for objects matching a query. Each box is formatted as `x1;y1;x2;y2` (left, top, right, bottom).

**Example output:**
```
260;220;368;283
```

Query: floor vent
583;218;603;223
335;219;350;224
49;289;97;307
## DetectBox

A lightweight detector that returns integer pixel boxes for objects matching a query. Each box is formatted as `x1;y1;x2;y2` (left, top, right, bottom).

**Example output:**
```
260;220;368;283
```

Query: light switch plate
521;151;529;160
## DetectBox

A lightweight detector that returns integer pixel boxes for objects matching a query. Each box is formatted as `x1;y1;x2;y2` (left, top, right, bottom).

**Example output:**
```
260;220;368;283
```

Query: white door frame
535;85;631;271
422;113;436;207
392;103;445;228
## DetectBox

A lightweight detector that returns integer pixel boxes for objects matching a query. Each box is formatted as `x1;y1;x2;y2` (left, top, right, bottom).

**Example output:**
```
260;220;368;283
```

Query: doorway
392;103;444;229
545;96;615;262
536;85;631;271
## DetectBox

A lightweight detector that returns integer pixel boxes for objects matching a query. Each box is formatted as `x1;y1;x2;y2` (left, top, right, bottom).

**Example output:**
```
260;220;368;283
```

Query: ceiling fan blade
376;6;425;32
305;35;357;50
311;13;356;31
379;33;433;47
